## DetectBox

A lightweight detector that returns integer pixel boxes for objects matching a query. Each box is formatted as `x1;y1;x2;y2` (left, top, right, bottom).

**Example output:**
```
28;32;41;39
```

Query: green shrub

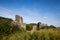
26;23;36;31
0;17;20;35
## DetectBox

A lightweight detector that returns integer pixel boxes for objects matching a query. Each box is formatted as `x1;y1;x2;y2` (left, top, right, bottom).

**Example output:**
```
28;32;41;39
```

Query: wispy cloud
20;8;43;23
0;7;60;27
0;7;41;23
0;7;15;20
43;17;48;19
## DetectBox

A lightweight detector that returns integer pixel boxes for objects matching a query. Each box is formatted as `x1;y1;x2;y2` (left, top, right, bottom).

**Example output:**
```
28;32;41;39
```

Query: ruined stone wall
15;15;26;30
32;25;37;31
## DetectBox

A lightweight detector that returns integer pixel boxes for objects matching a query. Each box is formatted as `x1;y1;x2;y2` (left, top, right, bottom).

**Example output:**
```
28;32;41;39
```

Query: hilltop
0;16;60;40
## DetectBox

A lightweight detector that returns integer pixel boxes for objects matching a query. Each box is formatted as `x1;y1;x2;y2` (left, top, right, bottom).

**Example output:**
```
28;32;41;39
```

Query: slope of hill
0;17;60;40
0;17;20;35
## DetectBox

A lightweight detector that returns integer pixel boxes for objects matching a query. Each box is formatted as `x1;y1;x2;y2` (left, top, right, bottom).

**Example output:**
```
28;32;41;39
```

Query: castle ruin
12;15;48;31
15;15;26;30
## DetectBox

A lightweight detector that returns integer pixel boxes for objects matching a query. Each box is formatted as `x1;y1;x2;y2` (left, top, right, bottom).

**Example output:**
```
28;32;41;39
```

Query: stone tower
15;15;26;30
15;15;23;24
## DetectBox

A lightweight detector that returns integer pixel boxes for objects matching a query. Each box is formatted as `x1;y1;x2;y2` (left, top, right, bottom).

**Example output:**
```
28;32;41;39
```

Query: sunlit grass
0;29;60;40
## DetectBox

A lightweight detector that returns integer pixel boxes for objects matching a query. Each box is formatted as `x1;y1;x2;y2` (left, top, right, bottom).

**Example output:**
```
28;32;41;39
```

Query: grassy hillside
1;29;60;40
0;17;60;40
0;17;20;36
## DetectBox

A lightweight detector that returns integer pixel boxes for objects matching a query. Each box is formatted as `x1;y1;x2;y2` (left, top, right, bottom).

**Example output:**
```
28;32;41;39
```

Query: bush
26;23;36;31
0;17;20;35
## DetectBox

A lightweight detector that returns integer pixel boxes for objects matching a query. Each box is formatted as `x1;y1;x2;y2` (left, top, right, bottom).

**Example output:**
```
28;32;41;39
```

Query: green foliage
0;17;60;40
29;29;60;40
26;23;36;31
0;17;20;35
0;17;12;35
49;25;56;28
37;22;41;30
26;23;56;31
0;29;60;40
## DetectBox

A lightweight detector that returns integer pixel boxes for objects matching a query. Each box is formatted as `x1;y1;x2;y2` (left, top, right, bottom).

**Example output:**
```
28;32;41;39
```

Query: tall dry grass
0;29;60;40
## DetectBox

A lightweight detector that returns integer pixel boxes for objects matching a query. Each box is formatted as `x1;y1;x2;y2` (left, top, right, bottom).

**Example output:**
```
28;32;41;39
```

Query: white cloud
0;7;60;27
0;7;15;20
0;7;40;21
43;17;48;19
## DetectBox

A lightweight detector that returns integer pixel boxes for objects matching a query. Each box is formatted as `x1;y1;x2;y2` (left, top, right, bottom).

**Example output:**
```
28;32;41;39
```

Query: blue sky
0;0;60;27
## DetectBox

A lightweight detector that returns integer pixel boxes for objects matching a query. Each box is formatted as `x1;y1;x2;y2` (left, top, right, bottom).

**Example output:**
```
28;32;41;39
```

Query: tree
37;22;41;30
26;23;36;31
49;25;56;28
